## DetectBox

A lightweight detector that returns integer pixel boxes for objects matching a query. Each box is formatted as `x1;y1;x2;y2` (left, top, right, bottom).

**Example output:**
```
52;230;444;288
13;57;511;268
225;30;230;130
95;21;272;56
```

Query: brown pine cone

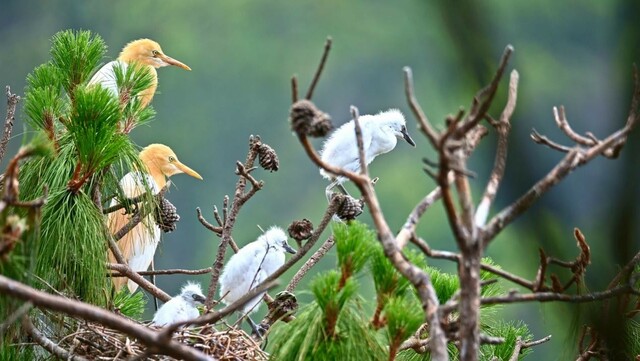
154;197;180;233
333;193;364;221
258;143;279;172
287;219;314;246
308;111;333;137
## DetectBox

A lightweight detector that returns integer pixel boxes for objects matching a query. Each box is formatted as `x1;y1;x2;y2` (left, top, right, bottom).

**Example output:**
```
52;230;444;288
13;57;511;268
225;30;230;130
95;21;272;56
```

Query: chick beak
193;294;206;304
175;161;203;180
158;53;191;71
283;243;297;255
401;126;416;147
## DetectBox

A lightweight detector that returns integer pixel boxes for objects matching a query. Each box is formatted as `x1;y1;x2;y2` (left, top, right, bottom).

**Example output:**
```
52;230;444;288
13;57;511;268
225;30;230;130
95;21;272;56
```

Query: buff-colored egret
108;144;202;292
89;39;191;108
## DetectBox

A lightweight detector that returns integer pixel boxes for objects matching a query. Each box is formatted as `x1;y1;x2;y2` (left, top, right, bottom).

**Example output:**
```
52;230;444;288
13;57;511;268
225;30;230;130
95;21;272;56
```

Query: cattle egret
151;282;206;327
219;226;296;333
108;144;203;292
319;109;416;199
89;39;191;108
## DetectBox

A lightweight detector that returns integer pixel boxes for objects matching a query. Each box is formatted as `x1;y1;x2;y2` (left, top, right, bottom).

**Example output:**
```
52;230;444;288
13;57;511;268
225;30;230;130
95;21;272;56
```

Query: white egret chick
151;282;206;327
319;109;416;200
219;227;296;332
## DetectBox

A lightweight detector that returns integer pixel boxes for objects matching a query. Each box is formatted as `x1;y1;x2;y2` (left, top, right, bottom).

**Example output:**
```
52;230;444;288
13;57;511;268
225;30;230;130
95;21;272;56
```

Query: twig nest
332;193;365;221
287;219;314;246
257;143;279;172
289;99;333;137
154;197;180;233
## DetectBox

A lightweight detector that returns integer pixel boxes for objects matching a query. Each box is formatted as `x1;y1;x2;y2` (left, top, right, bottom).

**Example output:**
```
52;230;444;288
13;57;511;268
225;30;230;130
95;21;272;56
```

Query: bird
219;226;296;334
319;108;416;200
88;39;191;109
151;281;206;327
108;144;203;292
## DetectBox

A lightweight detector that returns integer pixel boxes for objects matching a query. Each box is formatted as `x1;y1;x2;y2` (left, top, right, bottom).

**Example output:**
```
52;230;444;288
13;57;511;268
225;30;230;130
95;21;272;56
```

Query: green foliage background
0;1;638;359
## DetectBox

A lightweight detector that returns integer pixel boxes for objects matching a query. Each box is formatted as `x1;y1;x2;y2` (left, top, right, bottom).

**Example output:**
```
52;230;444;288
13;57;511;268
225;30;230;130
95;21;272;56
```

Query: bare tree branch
0;86;19;164
0;275;212;361
305;37;332;100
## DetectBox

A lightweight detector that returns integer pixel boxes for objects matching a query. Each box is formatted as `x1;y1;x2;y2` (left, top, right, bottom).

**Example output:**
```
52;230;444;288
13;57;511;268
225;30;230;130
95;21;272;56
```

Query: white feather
109;172;161;293
152;282;205;327
319;109;407;181
89;60;126;98
219;227;290;315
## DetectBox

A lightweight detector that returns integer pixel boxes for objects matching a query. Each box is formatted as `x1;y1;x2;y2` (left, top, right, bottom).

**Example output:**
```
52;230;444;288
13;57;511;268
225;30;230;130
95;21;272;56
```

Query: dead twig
1;86;19;164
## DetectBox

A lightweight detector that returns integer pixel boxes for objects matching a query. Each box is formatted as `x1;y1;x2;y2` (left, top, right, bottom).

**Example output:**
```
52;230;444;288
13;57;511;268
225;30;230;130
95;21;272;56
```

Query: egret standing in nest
89;39;191;108
219;226;296;335
108;144;202;292
319;109;416;200
152;282;206;327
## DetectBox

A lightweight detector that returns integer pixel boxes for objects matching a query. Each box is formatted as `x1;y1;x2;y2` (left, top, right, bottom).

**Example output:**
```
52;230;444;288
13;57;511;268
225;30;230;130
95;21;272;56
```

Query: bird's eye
192;294;198;300
168;156;175;162
151;50;160;57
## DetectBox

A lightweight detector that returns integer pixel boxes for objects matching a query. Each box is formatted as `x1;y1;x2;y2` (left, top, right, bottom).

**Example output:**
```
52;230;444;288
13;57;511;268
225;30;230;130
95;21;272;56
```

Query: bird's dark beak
193;294;206;304
401;126;416;147
283;243;297;255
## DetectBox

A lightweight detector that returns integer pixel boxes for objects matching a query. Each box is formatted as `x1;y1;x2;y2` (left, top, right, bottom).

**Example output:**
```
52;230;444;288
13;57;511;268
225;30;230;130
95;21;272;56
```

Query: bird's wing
320;119;374;176
107;172;160;292
88;60;126;98
219;242;265;303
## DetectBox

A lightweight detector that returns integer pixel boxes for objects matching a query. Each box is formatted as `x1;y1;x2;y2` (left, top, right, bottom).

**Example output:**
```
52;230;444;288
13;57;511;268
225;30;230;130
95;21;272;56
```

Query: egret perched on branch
108;144;202;292
152;282;206;326
89;39;191;108
319;109;416;199
219;226;296;333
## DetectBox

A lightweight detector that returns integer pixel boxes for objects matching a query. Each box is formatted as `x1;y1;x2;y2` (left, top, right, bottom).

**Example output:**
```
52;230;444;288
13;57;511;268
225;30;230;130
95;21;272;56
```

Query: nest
49;318;269;360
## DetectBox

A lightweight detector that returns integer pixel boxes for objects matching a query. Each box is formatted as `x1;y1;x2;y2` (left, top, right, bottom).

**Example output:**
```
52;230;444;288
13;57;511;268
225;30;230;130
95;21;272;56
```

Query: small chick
219;227;296;316
151;282;206;327
319;109;415;200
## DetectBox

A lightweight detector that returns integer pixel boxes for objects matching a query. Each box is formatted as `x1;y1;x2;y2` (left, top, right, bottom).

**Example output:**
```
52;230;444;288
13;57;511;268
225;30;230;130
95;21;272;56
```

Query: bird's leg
246;316;266;338
151;259;159;311
325;179;338;203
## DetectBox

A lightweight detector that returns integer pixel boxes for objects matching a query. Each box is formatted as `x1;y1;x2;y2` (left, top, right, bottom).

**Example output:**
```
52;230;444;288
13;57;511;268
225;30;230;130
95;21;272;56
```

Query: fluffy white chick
319;109;416;199
219;226;296;316
151;282;206;327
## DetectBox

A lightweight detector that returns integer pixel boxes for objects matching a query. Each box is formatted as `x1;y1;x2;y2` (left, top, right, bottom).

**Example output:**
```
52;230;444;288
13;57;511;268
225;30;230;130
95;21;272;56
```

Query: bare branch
285;236;335;293
108;264;211;277
509;335;552;361
22;317;90;361
351;106;368;177
106;263;171;302
0;275;211;361
305;37;332;100
1;86;19;164
196;207;222;235
205;136;262;309
530;128;572;152
475;70;519;227
403;67;439;146
0;302;32;335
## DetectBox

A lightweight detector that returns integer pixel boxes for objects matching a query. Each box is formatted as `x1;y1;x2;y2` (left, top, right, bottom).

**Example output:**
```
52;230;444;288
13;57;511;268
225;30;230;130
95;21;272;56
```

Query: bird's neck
148;167;167;190
139;156;167;190
139;66;158;108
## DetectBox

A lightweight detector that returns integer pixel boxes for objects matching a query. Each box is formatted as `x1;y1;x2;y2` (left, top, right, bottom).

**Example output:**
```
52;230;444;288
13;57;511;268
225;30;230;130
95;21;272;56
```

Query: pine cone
308;111;333;137
289;100;334;138
333;193;364;221
266;291;298;323
287;219;314;246
258;143;279;172
154;197;180;233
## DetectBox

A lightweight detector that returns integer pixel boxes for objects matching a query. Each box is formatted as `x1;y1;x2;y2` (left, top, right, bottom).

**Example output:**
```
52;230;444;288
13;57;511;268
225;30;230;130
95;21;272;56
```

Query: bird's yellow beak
175;161;203;180
158;53;191;71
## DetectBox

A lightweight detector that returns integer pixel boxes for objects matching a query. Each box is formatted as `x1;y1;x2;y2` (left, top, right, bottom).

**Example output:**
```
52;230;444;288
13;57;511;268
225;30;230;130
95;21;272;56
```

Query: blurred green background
1;1;638;359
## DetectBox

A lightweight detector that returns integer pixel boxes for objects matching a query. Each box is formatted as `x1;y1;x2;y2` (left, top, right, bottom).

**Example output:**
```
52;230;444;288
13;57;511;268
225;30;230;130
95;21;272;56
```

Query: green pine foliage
385;296;424;360
333;221;377;283
5;29;157;308
112;290;147;320
268;272;386;361
49;30;106;95
480;321;533;360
